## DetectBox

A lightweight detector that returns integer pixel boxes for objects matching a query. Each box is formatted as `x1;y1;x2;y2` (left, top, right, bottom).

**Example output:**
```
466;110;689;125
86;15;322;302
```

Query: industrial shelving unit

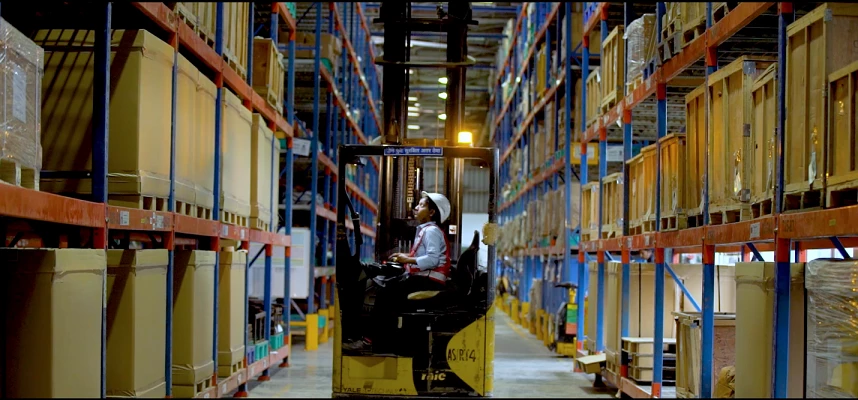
0;2;375;399
570;2;857;399
285;1;380;349
491;2;589;344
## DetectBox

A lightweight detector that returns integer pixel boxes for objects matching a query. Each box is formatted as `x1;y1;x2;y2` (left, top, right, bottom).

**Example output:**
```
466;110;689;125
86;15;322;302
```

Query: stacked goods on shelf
172;250;216;397
657;3;682;61
684;83;707;226
218;250;248;379
600;25;625;112
581;182;598;241
628;144;657;235
38;29;174;210
284;2;297;19
564;3;601;65
674;312;736;399
291;32;343;74
699;56;776;225
539;193;551;245
707;56;775;224
250;114;282;232
625;14;657;92
785;4;858;212
734;262;805;398
221;2;250;80
658;134;688;231
585;68;602;127
749;64;777;219
584;261;603;354
173;3;217;44
805;259;858;398
621;337;678;384
545;101;558;160
252;38;286;112
679;3;708;47
671;264;736;398
494;18;514;76
0;18;42;191
220;88;253;227
106;250;169;397
1;249;105;397
605;263;681;383
175;56;202;216
195;62;218;219
826;60;858;208
600;172;623;238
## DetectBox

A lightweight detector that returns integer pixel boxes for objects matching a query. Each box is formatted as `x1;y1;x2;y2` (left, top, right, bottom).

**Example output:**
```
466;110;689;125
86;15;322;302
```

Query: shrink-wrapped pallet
625;14;657;85
0;18;43;189
806;258;858;398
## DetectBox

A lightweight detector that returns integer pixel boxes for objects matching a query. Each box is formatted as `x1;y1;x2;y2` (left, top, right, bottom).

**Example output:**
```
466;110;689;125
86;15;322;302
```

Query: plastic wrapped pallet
0;17;43;189
624;14;657;86
806;258;858;398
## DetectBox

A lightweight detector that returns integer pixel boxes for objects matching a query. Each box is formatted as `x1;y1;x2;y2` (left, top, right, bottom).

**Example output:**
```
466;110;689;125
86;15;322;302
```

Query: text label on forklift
383;147;444;156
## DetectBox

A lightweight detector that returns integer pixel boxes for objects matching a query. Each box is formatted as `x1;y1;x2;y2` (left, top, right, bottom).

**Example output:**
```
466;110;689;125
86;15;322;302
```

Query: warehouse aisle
243;311;614;398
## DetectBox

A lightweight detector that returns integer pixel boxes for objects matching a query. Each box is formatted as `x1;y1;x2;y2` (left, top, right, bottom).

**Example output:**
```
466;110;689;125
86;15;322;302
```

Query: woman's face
414;197;434;223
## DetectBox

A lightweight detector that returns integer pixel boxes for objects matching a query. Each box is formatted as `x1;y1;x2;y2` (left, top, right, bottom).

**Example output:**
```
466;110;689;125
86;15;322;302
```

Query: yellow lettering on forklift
420;372;447;381
447;348;477;362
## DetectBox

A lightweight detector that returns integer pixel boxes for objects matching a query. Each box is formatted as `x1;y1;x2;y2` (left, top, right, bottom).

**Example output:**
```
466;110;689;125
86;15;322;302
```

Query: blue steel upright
165;21;179;398
575;1;589;351
212;1;225;372
307;1;323;316
94;4;111;397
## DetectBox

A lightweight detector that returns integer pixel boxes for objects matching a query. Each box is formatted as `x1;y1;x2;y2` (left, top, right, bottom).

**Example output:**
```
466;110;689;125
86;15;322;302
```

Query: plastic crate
254;340;269;362
270;332;284;351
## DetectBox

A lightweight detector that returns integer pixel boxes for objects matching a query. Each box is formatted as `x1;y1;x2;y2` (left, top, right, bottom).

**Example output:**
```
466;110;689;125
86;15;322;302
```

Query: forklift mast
374;2;477;261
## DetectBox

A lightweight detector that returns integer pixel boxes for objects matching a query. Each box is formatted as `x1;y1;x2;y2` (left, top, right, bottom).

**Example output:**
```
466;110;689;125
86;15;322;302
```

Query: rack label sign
383;147;443;156
292;138;312;157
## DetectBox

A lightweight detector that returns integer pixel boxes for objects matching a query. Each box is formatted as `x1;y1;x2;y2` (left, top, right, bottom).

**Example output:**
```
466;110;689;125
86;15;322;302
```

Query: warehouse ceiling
293;2;519;142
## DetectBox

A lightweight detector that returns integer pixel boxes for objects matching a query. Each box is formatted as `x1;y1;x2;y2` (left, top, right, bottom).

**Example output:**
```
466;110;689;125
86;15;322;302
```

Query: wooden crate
627;152;644;232
37;29;173;210
582;181;599;241
826;60;858;208
601;25;625;113
707;56;775;224
684;84;707;223
585;261;603;350
251;38;285;113
220;88;252;227
671;264;736;314
195;71;217;220
679;2;707;47
174;55;200;217
605;262;622;358
639;144;657;232
673;312;735;399
785;3;858;212
601;172;624;238
222;2;250;80
586;68;602;128
659;134;688;231
250;114;281;233
749;63;778;219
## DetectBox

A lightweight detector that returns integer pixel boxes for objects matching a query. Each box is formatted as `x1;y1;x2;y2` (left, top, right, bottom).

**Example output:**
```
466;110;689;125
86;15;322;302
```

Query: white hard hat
421;191;451;224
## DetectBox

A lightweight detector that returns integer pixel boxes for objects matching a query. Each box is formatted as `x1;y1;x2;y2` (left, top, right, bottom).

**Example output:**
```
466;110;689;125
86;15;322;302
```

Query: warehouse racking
494;1;858;399
0;2;380;398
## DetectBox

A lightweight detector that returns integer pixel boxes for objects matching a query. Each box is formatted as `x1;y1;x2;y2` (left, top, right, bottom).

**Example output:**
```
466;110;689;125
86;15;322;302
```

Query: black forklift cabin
332;144;499;398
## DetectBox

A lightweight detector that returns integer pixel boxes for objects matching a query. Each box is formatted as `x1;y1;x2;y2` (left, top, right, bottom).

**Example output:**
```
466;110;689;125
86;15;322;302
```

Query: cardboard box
175;55;199;209
36;29;173;201
218;251;247;377
734;262;805;398
2;249;105;398
220;88;252;220
195;71;217;213
172;250;216;386
250;114;281;232
292;32;342;69
106;249;168;398
672;264;736;313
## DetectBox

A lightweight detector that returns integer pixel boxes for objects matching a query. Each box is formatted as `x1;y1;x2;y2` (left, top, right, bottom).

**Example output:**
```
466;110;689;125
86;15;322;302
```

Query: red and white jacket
405;222;452;285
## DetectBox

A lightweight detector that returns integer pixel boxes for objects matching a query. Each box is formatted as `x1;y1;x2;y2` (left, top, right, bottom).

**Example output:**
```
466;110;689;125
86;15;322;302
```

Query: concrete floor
240;311;616;398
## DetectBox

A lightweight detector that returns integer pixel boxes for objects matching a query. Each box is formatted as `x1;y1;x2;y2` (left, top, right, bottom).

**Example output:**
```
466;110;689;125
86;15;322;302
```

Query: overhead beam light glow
438;77;449;84
438;92;448;99
407;125;421;130
438;113;447;120
408;96;418;101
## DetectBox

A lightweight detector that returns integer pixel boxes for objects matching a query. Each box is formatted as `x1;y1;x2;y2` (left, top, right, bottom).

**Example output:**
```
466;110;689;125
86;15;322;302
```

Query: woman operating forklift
343;191;453;352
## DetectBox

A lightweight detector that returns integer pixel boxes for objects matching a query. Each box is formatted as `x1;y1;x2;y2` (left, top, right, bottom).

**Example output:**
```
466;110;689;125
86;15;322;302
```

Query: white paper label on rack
599;240;604;250
645;235;651;246
606;146;624;162
240;229;246;240
645;77;652;90
239;372;244;383
626;91;635;105
119;210;130;226
627;237;633;248
263;359;269;368
203;393;210;398
750;222;761;239
292;138;312;157
12;63;26;123
221;383;227;394
222;225;229;237
250;366;255;376
155;215;164;229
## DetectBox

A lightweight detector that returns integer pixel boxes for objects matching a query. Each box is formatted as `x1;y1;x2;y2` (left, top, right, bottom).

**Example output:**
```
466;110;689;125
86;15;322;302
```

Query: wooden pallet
826;180;858;209
708;204;750;226
658;31;682;63
782;188;824;214
684;211;706;229
748;197;774;220
221;210;249;227
109;194;170;212
253;85;283;113
661;18;680;41
712;2;736;25
681;16;706;48
622;337;677;355
223;49;248;81
600;225;621;239
600;92;619;114
173;376;215;398
0;160;39;191
218;359;244;379
628;75;645;92
660;212;689;231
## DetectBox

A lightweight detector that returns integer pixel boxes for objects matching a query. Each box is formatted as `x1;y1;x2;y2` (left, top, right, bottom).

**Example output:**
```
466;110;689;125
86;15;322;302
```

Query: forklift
331;2;501;397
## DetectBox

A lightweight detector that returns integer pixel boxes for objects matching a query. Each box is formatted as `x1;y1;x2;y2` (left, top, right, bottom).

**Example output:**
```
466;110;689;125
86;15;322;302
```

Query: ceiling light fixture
438;113;447;120
408;96;418;101
438;77;449;84
438;92;448;100
408;106;419;112
408;112;420;117
407;125;420;130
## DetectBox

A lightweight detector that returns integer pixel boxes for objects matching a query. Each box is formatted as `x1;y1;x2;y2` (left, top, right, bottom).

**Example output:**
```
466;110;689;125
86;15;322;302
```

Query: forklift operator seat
406;230;480;303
